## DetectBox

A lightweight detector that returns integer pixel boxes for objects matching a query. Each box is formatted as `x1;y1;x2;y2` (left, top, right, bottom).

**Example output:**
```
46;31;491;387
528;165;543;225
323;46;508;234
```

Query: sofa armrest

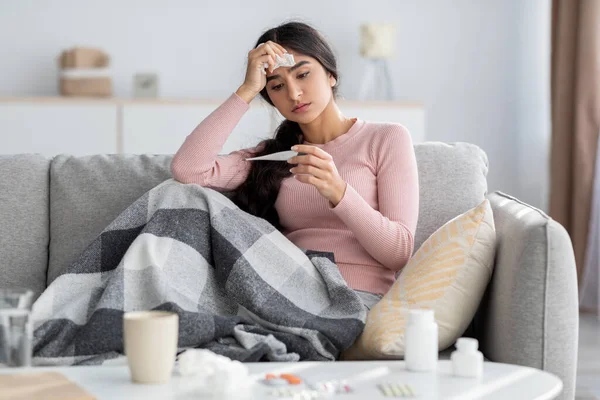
472;192;578;400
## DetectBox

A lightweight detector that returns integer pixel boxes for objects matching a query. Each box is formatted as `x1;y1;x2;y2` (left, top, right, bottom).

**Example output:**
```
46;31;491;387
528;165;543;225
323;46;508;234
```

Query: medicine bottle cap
456;337;479;352
408;309;434;324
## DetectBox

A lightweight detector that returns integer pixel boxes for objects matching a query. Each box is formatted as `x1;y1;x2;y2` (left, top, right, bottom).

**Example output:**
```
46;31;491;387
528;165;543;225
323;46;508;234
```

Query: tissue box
58;47;113;97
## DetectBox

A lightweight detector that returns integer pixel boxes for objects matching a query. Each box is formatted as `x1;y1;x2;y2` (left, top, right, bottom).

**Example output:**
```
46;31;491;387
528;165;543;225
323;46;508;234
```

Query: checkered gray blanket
31;179;366;366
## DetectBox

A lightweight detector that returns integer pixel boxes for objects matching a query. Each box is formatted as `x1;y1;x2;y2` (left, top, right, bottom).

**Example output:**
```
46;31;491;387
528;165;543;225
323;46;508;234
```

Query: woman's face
265;51;336;124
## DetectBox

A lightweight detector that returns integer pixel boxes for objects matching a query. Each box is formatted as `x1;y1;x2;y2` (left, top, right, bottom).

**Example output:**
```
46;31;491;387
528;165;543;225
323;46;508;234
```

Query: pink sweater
171;93;419;295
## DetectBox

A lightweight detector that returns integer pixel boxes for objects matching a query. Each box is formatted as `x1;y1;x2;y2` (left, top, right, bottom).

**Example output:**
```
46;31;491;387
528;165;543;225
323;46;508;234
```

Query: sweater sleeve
170;92;263;191
330;125;419;271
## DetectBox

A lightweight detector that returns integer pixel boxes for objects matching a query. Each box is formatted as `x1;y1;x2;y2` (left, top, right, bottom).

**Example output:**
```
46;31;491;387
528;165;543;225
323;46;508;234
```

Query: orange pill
280;374;302;385
265;373;277;380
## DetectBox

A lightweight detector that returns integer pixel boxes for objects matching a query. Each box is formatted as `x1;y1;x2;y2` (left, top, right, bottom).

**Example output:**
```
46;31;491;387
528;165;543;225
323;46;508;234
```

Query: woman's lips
292;103;310;113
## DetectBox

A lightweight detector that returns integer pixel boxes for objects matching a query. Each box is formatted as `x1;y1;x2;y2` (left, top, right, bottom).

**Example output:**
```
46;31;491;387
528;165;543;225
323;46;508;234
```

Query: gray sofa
0;142;578;399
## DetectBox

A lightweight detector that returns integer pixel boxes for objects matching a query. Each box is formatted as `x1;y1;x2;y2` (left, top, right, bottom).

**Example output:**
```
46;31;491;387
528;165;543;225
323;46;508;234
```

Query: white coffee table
1;360;562;399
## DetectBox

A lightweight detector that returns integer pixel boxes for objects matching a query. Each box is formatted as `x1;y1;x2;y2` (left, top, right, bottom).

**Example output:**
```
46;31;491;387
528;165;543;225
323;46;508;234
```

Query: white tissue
262;53;296;75
177;349;252;396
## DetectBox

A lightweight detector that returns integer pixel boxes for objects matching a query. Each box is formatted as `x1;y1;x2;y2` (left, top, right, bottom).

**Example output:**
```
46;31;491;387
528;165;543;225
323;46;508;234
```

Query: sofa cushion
47;155;172;284
0;155;50;300
413;142;488;252
342;199;496;360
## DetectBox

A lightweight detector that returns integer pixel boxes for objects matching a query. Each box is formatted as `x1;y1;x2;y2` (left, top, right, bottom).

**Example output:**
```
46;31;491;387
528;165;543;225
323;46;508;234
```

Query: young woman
171;21;419;310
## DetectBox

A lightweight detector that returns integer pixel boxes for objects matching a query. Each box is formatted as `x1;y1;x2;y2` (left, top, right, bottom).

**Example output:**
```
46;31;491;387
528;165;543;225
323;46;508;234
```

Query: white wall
0;0;551;207
515;1;552;211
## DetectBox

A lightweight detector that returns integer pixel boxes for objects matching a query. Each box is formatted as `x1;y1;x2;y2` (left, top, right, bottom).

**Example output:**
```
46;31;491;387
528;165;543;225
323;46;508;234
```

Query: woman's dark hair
230;21;339;230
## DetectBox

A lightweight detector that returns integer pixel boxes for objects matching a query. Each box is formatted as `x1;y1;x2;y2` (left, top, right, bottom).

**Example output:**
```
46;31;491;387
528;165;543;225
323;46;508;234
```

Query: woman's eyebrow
266;61;311;82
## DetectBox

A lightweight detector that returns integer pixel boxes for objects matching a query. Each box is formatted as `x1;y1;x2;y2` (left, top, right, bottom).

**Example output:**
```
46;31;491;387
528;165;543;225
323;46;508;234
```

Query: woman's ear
329;74;337;87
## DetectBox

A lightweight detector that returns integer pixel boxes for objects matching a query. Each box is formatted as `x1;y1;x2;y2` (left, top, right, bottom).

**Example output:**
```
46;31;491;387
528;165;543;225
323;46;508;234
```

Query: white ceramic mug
123;311;179;384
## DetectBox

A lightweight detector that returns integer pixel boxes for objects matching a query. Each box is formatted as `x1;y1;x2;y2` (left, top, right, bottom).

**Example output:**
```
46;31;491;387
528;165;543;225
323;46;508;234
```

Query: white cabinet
121;101;276;155
0;102;117;156
0;98;425;156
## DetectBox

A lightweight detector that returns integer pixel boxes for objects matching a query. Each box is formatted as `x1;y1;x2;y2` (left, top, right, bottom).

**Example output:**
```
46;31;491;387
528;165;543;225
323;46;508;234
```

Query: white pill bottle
404;309;439;372
451;337;484;378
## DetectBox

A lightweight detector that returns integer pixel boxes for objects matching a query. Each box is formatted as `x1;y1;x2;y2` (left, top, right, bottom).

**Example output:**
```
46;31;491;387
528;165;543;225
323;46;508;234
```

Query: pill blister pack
262;374;353;398
377;383;416;397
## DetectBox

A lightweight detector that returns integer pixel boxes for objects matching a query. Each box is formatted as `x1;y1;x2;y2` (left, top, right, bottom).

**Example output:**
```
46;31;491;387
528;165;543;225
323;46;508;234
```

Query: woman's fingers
253;42;288;72
254;41;285;58
252;54;275;74
262;45;279;72
290;164;328;179
288;145;333;162
288;154;331;172
265;41;287;57
273;42;288;55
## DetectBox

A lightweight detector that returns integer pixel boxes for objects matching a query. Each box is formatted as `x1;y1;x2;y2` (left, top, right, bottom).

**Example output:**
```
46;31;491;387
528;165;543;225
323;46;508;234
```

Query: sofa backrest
0;155;50;300
0;142;489;294
47;154;172;285
414;142;489;249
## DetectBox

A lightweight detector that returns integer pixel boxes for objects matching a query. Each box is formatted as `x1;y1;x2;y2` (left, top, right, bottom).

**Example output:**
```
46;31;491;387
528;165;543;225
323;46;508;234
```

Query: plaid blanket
31;179;366;366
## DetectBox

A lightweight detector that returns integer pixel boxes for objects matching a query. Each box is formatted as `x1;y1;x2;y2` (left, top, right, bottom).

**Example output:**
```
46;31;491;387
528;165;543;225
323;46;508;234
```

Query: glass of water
0;288;34;367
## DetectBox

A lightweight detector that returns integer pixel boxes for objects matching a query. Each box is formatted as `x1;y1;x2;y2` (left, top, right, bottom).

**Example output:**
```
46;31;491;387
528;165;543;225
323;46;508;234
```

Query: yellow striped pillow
342;199;495;360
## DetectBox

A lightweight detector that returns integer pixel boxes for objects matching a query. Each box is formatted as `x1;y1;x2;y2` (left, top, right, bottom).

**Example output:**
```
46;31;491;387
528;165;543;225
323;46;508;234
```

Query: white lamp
358;23;396;100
